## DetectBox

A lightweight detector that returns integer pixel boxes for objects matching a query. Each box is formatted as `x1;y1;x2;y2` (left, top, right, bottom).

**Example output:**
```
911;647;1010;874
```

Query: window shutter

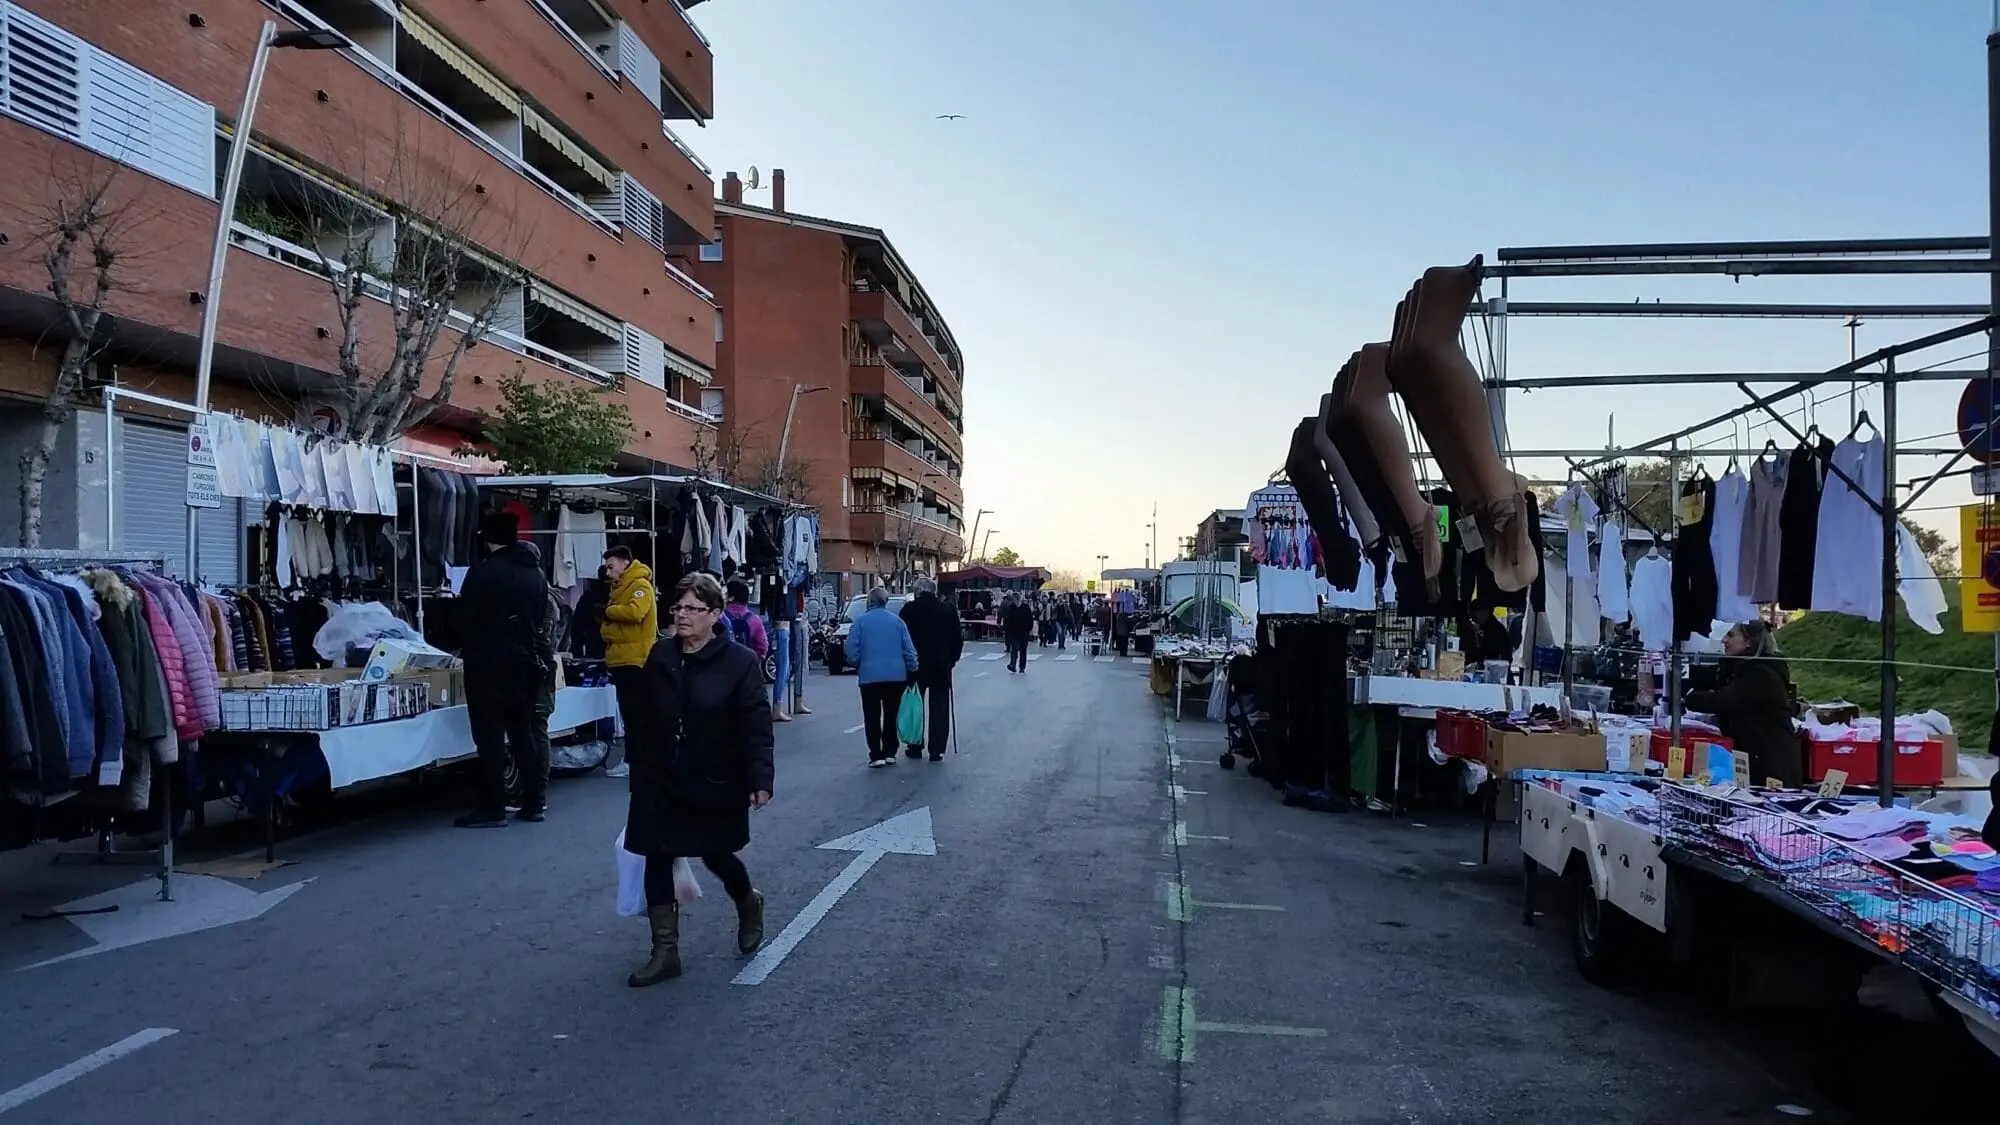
621;175;665;251
622;323;666;388
3;3;86;137
615;23;662;110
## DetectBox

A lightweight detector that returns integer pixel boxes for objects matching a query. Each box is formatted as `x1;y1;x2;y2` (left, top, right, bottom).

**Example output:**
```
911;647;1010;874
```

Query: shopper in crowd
455;511;551;827
601;546;659;764
1051;597;1071;651
624;573;773;988
721;578;770;662
899;578;964;761
844;585;919;767
1684;618;1802;787
1001;592;1035;673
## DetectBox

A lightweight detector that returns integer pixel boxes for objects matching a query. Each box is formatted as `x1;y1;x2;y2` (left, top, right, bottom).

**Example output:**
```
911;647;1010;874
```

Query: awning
475;473;784;509
663;344;712;386
400;10;521;115
528;282;622;339
522;106;617;193
850;465;920;494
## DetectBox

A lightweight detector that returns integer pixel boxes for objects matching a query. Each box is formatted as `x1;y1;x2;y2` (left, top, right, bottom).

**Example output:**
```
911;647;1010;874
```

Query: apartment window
226;141;395;269
699;229;723;262
396;11;525;153
701;387;725;420
525;282;623;382
522;106;620;205
0;2;215;197
713;309;725;343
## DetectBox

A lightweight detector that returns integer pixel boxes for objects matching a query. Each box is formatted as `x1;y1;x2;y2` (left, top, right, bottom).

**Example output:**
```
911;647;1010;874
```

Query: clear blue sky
687;0;1996;576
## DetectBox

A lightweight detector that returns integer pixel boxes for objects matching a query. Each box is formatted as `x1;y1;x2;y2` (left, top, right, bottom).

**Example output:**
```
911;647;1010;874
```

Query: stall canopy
1100;567;1160;583
940;564;1049;590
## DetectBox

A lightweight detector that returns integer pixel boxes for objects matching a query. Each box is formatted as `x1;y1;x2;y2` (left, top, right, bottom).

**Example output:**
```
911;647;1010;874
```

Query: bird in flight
936;114;966;120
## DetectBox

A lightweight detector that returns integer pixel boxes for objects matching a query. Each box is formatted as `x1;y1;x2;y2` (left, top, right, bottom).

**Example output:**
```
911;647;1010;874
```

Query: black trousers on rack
1265;621;1352;797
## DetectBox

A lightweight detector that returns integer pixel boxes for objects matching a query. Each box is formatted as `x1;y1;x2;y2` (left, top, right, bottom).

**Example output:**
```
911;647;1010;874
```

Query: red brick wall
603;0;714;118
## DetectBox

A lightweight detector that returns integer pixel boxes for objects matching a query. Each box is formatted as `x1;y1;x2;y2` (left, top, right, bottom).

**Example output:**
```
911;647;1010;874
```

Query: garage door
114;418;245;584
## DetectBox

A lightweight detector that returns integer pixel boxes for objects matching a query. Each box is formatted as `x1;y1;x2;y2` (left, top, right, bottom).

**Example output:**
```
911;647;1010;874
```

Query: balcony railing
849;503;964;539
672;1;712;48
665;258;715;301
527;0;619;80
227;221;620;387
661;120;712;175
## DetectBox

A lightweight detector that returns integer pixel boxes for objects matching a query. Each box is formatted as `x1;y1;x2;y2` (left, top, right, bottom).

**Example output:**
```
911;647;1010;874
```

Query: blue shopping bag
896;686;925;746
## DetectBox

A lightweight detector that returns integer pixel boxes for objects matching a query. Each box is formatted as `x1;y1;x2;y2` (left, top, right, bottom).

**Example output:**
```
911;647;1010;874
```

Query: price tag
1732;752;1753;788
1675;488;1706;525
1666;744;1687;781
1765;777;1784;789
1455;516;1485;553
1818;769;1848;798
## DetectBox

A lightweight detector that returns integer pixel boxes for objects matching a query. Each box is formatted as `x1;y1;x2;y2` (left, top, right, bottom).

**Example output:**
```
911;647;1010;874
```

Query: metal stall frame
1456;230;2000;809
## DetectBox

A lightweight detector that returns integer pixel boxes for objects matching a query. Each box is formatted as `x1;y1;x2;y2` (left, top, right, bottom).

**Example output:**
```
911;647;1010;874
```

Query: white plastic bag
313;601;423;663
672;857;704;906
614;830;647;916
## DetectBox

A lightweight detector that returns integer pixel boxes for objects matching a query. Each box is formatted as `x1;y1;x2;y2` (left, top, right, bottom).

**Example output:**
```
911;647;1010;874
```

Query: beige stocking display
1329;344;1440;597
1314;393;1378;547
1383;256;1538;592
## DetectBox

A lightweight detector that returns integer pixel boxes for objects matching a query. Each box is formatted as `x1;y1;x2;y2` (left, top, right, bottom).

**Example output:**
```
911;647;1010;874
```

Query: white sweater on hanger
555;506;607;588
1597;520;1629;623
1809;435;1885;621
1709;468;1756;622
1629;553;1673;651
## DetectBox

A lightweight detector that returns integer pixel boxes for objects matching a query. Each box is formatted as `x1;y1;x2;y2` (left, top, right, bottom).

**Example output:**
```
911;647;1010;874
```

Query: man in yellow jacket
601;546;658;752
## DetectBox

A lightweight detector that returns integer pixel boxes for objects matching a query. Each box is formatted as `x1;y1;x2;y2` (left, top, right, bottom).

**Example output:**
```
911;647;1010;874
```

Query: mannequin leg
1383;256;1538;592
1329;345;1441;596
1284;417;1360;591
1315;394;1379;547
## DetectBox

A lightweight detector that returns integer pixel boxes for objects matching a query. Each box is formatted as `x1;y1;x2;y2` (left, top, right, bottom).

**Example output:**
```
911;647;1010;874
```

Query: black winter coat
1001;602;1034;642
624;633;775;858
900;593;963;687
1687;656;1801;788
457;542;549;673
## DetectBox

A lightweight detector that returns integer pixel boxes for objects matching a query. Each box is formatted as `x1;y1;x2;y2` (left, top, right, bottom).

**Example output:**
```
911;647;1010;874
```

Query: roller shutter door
114;418;243;583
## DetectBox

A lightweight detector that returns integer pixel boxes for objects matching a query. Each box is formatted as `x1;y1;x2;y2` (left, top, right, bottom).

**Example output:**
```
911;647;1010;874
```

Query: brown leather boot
628;903;682;987
736;889;765;955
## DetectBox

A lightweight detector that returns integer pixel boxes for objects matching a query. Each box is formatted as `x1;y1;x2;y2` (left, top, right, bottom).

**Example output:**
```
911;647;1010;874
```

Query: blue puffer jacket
843;606;918;685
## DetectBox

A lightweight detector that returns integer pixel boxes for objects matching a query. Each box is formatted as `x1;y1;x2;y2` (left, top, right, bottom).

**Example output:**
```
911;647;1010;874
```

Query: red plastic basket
1805;736;1943;787
1648;728;1733;768
1434;710;1489;761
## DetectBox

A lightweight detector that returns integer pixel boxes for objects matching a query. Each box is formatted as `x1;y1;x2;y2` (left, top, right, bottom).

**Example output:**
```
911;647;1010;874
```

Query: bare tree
742;449;815;503
279;127;537;443
15;161;140;546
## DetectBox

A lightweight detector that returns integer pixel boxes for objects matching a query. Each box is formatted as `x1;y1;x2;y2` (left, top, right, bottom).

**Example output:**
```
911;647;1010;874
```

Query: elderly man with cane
899;578;964;761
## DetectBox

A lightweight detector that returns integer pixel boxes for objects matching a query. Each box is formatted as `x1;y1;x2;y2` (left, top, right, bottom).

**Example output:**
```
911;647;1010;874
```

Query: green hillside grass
1776;583;1993;753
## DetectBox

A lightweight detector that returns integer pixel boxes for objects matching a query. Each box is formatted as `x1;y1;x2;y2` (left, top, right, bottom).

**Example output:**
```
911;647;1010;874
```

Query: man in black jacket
899;579;964;761
1000;592;1035;674
455;510;553;827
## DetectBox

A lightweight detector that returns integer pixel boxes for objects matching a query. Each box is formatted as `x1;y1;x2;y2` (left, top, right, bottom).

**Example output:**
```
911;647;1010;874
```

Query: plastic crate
1805;736;1944;787
1434;710;1489;761
1648;728;1733;768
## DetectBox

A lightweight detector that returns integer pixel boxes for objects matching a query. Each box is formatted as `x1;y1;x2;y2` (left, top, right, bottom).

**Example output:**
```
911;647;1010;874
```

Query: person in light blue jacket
844;586;919;768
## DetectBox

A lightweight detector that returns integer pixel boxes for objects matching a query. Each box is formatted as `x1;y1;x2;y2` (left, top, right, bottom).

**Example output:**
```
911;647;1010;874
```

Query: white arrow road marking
0;1028;178;1113
22;876;310;969
733;807;936;986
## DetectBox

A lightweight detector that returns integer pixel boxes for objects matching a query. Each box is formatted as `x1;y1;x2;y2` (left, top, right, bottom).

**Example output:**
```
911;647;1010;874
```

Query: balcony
849;362;960;458
850;434;959;500
849;284;956;392
847;507;965;556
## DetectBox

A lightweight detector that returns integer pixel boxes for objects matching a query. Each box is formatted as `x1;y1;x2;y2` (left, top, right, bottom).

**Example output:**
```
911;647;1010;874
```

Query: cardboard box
395;667;458;709
1940;734;1959;780
361;639;454;682
1485;726;1609;776
219;672;272;689
274;668;364;685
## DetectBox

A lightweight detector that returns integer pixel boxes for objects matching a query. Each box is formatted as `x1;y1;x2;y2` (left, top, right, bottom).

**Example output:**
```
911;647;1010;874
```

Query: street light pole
774;383;827;498
979;528;996;562
967;508;992;564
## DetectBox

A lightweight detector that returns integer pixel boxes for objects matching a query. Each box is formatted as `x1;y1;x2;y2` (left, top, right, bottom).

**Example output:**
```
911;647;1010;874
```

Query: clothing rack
0;548;182;903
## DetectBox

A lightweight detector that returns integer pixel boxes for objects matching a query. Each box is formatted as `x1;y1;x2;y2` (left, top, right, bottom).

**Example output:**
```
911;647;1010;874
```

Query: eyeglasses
671;602;715;615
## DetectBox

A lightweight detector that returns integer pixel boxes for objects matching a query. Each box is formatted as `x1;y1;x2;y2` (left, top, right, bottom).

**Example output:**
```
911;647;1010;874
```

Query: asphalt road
0;643;1957;1123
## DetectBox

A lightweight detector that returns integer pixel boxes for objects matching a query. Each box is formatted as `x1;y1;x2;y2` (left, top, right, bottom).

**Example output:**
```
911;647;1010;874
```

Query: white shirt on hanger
1597;520;1630;623
1897;524;1946;635
1552;485;1599;582
1810;434;1885;621
1629;553;1674;651
1709;467;1756;622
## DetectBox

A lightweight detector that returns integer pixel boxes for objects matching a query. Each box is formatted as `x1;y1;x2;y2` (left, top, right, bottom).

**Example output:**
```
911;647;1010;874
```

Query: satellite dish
745;166;762;190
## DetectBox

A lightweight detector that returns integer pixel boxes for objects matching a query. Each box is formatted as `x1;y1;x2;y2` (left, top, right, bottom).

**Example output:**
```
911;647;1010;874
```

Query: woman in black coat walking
625;573;776;988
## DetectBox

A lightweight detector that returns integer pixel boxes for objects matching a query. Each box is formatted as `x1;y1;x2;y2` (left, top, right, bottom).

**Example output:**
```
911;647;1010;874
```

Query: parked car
822;593;910;675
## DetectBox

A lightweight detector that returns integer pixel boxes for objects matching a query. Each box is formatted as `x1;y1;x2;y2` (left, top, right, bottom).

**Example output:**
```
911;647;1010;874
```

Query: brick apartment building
0;0;720;576
683;170;965;598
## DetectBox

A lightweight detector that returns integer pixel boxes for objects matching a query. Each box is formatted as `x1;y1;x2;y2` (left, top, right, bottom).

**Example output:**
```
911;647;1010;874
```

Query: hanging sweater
1709;468;1756;622
1629;554;1674;652
1809;435;1885;621
1597;520;1629;624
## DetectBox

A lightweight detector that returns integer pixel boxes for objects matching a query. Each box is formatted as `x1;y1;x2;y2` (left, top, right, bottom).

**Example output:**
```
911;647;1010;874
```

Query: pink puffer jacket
134;584;195;740
139;576;220;733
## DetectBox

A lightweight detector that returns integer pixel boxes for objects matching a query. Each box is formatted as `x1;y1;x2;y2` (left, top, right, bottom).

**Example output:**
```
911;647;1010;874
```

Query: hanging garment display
1709;467;1755;622
1382;257;1538;593
1738;451;1787;605
1328;344;1440;601
1283;416;1360;591
1810;433;1887;621
1314;393;1380;550
322;441;357;512
211;415;253;500
343;444;378;516
371;448;398;514
1242;485;1321;616
555;506;609;588
272;428;307;506
1598;520;1630;623
1670;473;1718;642
1552;484;1598;581
1897;525;1946;635
1776;434;1834;610
1629;553;1673;651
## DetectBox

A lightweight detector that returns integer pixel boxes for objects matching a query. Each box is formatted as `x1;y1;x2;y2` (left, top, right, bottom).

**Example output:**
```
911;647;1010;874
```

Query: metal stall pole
412;461;425;634
1666;441;1684;757
1989;19;2000;724
1879;357;1899;807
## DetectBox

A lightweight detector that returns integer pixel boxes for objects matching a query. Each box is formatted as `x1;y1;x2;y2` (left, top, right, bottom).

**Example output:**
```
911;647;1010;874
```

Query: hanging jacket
1;575;91;777
132;582;195;740
0;586;64;794
142;575;220;732
33;573;124;780
600;561;659;669
84;568;173;773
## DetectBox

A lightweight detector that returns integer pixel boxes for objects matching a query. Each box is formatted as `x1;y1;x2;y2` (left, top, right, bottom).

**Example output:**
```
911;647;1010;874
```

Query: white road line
0;1029;178;1114
843;724;865;734
975;672;988;678
1094;656;1114;663
1026;653;1041;662
979;653;1005;661
1055;654;1079;662
1131;657;1148;664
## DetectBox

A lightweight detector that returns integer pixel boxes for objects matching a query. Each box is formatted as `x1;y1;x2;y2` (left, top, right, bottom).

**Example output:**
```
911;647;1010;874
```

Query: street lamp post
979;528;997;562
1096;553;1108;586
967;508;993;564
188;19;348;580
774;383;828;499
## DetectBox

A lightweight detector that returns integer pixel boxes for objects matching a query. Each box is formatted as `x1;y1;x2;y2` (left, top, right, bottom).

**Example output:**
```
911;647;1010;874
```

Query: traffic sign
186;416;215;467
1955;378;2000;464
185;464;221;509
1974;467;2000;497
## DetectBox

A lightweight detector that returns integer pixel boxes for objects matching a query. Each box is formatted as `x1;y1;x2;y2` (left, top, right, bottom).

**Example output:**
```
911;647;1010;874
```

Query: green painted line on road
1172;822;1228;846
1167;881;1283;922
1158;987;1326;1063
1166;882;1190;923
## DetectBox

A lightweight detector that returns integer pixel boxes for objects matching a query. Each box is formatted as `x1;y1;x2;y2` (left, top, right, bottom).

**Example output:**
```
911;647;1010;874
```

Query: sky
683;0;1999;576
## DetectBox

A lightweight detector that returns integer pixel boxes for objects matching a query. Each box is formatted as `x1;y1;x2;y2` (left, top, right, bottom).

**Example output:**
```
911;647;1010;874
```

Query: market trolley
1517;773;2000;1058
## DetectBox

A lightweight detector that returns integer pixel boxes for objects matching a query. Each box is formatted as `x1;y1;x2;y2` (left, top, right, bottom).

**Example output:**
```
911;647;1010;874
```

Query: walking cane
951;679;960;755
